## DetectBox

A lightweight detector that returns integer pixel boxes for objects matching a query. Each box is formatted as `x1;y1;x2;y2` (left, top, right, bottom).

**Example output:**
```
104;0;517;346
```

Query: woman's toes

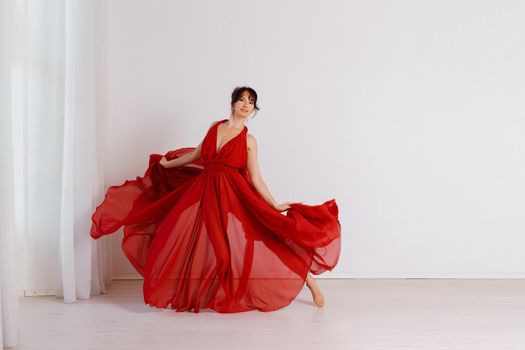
313;292;325;307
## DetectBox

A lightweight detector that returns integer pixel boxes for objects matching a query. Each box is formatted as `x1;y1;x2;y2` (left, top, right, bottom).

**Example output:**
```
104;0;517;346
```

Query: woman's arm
246;134;290;211
162;142;202;168
161;121;219;168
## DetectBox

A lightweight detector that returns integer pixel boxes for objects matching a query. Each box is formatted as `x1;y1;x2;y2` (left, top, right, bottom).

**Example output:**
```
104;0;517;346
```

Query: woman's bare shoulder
247;132;257;150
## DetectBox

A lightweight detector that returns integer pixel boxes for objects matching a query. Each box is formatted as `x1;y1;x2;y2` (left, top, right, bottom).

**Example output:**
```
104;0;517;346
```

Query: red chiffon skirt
91;120;341;313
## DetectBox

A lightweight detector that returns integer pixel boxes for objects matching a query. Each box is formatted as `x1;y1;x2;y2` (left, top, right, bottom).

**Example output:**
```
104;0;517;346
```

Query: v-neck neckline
215;119;246;155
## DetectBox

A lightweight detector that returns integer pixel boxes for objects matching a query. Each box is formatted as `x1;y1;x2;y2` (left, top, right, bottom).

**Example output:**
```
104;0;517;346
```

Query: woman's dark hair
231;86;260;119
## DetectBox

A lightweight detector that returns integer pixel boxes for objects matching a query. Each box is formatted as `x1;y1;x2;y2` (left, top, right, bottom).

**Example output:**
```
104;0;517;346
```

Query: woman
90;86;341;313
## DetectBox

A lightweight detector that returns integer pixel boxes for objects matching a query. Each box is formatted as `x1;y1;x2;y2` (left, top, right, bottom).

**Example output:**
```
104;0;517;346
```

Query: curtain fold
1;0;20;347
0;107;19;349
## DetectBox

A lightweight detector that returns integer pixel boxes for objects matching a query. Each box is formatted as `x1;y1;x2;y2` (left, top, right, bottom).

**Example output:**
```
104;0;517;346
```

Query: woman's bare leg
305;273;325;307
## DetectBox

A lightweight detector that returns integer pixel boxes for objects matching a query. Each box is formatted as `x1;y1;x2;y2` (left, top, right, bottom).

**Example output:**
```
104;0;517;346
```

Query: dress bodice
201;119;248;172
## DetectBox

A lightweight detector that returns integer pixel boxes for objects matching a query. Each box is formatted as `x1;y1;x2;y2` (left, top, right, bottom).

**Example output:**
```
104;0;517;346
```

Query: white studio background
105;0;525;279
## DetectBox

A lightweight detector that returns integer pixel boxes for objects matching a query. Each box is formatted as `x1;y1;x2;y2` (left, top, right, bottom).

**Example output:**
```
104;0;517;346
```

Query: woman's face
232;91;255;117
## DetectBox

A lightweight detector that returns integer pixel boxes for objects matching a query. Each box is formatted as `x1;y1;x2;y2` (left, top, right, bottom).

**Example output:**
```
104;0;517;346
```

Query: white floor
15;279;525;350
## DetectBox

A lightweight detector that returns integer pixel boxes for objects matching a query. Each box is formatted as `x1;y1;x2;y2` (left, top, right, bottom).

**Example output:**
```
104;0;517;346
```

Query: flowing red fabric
91;119;341;313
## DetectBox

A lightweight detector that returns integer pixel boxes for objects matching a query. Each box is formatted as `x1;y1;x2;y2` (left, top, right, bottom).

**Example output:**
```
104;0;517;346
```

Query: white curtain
0;92;19;349
1;0;112;347
1;1;20;348
0;145;19;349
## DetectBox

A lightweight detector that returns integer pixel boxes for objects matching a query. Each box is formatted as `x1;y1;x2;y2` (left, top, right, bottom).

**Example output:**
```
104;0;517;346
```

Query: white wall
106;0;525;279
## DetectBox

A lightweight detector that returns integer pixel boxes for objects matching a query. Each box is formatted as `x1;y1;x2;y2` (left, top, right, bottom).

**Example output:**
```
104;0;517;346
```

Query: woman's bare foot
305;273;325;307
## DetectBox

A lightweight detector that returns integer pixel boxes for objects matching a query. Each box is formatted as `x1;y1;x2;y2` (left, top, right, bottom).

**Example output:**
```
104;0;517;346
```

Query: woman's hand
274;202;292;212
159;156;169;168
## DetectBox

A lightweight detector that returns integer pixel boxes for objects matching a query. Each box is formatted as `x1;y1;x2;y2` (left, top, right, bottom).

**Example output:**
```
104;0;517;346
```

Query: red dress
90;118;341;313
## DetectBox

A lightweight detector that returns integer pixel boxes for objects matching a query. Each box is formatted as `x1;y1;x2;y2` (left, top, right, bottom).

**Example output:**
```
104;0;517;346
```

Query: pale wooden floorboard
15;279;525;350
